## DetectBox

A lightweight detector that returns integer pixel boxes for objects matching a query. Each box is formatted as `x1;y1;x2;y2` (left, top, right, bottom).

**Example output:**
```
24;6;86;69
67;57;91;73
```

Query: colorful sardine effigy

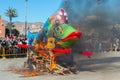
28;29;40;45
23;8;82;76
28;8;82;49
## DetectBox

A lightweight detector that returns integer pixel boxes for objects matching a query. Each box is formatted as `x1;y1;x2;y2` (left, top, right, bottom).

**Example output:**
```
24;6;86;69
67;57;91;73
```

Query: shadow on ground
76;57;120;72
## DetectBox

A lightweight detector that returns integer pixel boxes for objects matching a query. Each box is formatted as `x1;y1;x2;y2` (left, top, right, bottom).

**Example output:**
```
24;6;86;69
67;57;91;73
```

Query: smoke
61;0;120;26
61;0;120;52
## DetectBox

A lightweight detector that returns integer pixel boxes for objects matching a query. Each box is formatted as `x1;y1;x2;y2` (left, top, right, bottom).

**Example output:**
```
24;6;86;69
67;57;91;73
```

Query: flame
49;51;58;70
35;42;44;51
19;71;39;77
8;68;38;77
10;67;40;77
34;38;58;71
36;38;59;71
10;38;64;76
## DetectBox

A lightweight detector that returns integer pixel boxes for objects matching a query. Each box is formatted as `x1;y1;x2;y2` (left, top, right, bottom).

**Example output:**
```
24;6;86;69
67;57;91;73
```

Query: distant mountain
5;21;43;35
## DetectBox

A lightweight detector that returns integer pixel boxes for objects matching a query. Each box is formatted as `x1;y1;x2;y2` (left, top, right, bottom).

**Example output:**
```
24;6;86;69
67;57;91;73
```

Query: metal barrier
0;46;27;59
0;46;5;58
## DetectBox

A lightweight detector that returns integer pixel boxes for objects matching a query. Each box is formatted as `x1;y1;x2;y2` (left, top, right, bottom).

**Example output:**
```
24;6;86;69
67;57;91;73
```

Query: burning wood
9;37;78;77
10;8;82;76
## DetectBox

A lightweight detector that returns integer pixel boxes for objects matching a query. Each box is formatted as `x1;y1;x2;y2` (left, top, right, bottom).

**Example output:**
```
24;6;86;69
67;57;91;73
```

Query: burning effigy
13;8;82;76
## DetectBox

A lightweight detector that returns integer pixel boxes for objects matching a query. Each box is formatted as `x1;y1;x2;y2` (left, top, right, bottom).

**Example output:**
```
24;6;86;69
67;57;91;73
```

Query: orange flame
11;38;60;76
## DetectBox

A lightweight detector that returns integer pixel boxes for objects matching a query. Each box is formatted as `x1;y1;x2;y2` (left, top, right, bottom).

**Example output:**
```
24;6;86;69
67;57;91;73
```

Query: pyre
23;8;82;76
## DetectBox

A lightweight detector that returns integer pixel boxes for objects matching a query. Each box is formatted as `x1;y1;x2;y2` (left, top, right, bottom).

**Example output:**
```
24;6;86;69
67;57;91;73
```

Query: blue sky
0;0;63;23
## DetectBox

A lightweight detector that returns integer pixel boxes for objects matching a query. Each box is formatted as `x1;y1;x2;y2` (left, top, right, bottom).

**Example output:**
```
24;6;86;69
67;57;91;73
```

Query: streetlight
25;0;28;38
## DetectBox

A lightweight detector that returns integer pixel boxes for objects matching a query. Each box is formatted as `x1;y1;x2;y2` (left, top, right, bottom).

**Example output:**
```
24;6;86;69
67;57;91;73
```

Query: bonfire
11;8;82;77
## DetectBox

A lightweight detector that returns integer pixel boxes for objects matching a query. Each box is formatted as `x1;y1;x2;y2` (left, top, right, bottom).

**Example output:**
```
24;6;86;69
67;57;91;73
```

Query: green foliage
5;28;10;36
11;29;20;37
5;7;18;35
5;28;19;37
5;7;17;21
6;22;15;28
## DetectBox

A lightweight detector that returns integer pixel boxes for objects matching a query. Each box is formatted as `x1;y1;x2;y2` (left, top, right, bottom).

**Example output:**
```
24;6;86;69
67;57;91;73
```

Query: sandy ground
0;52;120;80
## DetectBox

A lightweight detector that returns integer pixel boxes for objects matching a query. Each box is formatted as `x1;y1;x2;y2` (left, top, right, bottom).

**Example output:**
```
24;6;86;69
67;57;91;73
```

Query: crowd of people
0;36;28;55
0;37;27;47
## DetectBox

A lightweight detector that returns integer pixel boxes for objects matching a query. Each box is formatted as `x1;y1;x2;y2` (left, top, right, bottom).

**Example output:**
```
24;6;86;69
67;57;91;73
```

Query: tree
5;7;17;36
5;28;20;37
5;28;10;36
11;29;20;37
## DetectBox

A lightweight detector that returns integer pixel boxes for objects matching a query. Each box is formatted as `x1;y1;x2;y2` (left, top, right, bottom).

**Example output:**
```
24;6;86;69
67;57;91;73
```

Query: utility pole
25;0;28;38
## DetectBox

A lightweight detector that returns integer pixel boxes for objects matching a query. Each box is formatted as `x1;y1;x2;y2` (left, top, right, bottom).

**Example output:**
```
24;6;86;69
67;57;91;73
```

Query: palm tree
5;7;17;36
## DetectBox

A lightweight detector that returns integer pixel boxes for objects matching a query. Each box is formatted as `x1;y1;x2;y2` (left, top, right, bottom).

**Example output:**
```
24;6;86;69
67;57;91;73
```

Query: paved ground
0;52;120;80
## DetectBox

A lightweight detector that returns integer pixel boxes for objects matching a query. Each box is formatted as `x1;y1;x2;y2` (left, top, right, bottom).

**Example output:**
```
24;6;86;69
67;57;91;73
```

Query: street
0;52;120;80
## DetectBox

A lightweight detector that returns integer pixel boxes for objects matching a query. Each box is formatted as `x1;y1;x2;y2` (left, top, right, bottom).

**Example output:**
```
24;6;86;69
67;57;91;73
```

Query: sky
0;0;63;23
